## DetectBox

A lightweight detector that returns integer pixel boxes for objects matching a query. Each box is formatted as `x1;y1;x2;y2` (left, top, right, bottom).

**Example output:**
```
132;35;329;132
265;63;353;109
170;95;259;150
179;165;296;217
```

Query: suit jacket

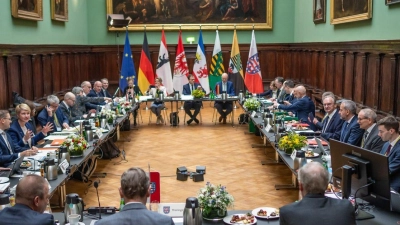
37;106;69;130
215;81;235;96
280;193;355;225
284;93;295;103
315;110;343;141
86;90;106;109
276;87;286;102
95;202;174;225
340;115;364;146
0;132;22;167
7;120;45;150
362;125;385;153
123;85;142;96
72;95;105;119
0;203;54;225
59;101;78;126
380;141;400;192
278;96;316;130
102;88;112;98
182;83;205;95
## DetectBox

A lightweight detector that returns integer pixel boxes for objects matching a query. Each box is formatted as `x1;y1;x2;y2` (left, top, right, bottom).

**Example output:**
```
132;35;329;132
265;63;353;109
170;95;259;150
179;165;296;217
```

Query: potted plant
192;89;205;99
243;98;260;112
198;182;234;220
278;131;307;155
61;134;88;157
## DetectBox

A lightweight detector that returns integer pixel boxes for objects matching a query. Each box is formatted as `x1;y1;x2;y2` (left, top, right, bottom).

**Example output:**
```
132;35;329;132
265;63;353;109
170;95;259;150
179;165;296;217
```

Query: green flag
209;30;224;92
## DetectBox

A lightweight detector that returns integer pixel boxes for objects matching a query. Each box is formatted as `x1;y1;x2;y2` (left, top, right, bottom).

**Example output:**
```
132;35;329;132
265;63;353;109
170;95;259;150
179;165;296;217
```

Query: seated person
358;108;385;153
87;81;107;105
71;87;111;120
377;116;400;192
183;74;205;125
59;92;78;126
270;76;285;102
0;174;54;225
339;100;364;146
123;78;142;126
0;110;35;167
37;95;69;132
81;81;101;112
282;80;295;103
148;77;167;125
280;162;356;225
8;104;53;150
311;93;343;141
101;78;113;98
95;167;174;225
215;73;235;124
259;80;277;98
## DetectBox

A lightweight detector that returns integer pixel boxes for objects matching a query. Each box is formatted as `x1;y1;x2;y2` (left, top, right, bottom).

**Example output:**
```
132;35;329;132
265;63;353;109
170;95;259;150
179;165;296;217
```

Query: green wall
294;0;400;43
87;0;294;45
0;0;88;45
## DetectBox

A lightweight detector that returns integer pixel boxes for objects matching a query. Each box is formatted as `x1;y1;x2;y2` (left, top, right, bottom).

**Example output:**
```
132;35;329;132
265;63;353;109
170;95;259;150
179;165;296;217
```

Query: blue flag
120;30;137;92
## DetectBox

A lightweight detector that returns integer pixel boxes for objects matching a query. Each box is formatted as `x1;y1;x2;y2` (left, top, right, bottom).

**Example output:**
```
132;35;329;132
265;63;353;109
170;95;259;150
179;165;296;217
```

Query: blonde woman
148;78;167;124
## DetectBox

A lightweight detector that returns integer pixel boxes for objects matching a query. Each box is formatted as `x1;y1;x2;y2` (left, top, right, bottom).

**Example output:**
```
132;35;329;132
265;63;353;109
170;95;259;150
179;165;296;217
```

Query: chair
148;107;169;125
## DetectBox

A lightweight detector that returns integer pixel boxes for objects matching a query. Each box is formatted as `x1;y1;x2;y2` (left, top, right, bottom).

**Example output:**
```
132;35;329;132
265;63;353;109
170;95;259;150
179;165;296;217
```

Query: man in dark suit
312;94;343;141
95;167;174;225
71;87;111;120
273;85;316;130
280;162;355;225
339;100;364;146
87;81;107;107
358;108;385;153
81;81;101;112
215;73;235;124
272;76;285;102
59;92;77;126
183;74;205;125
0;110;35;167
101;78;113;98
282;80;295;103
0;174;54;225
37;95;69;132
378;116;400;192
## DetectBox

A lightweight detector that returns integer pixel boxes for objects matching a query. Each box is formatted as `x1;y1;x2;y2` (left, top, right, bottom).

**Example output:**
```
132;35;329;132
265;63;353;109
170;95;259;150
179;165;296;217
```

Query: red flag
138;32;155;94
172;31;189;94
244;30;263;93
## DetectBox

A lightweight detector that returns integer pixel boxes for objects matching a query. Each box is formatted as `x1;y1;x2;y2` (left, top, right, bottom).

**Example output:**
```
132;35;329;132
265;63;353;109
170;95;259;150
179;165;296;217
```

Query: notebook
50;139;65;146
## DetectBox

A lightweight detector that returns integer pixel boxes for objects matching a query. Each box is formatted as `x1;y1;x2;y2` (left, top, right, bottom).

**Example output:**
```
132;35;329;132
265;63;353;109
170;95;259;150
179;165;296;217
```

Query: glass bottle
119;198;125;211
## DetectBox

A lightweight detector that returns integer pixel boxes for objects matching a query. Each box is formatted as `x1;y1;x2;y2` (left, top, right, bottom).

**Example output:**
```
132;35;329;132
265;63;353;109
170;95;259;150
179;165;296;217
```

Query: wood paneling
326;52;335;92
0;57;8;109
333;52;344;97
32;55;44;100
365;53;380;109
353;52;366;105
343;52;354;100
20;55;33;100
379;54;396;114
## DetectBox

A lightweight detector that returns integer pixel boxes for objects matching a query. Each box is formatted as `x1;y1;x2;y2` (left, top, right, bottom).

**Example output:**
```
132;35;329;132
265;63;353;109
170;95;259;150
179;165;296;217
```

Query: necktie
361;131;369;148
53;113;61;128
322;114;328;122
103;89;106;96
385;144;392;156
191;85;194;94
1;132;13;154
341;122;350;141
322;116;330;133
223;83;226;92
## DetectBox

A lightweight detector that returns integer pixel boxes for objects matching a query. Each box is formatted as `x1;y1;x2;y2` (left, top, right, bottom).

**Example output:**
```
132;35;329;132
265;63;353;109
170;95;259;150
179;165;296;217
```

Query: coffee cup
68;214;81;225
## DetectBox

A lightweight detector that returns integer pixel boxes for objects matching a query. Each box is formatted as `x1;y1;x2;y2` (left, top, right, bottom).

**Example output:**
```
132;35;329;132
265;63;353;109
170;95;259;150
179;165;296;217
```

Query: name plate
251;111;256;118
291;150;297;161
59;159;69;174
157;203;185;217
265;124;272;132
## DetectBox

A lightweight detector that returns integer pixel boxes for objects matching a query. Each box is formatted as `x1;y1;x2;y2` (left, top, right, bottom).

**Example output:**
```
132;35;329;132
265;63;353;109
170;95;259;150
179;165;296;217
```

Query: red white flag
156;29;173;95
173;31;189;94
244;30;263;94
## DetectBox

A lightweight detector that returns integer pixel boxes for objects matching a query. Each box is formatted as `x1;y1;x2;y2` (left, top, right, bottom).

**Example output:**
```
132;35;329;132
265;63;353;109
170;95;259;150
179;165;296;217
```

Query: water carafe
46;159;58;181
221;91;227;100
294;150;307;170
183;197;202;225
59;146;70;164
84;125;93;142
64;193;84;223
238;90;244;103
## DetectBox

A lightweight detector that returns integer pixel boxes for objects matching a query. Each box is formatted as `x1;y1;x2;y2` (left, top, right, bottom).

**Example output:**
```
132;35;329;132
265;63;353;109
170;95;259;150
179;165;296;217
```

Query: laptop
0;157;24;178
315;138;330;156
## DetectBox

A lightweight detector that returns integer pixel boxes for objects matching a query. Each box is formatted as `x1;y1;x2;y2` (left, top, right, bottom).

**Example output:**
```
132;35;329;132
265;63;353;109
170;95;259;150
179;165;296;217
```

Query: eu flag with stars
120;30;137;92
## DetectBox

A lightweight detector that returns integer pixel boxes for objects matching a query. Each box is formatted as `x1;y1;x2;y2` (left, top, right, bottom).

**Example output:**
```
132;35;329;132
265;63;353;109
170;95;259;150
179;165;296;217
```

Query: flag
156;29;173;95
193;30;210;94
120;30;136;92
138;32;155;94
228;30;245;96
173;31;189;94
244;30;263;94
209;30;224;92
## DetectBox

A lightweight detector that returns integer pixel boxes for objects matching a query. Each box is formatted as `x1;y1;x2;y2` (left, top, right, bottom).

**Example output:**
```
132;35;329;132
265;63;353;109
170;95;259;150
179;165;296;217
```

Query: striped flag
156;29;173;95
209;30;224;92
172;31;189;94
244;30;263;93
228;30;245;95
119;30;136;91
138;32;155;94
193;30;210;94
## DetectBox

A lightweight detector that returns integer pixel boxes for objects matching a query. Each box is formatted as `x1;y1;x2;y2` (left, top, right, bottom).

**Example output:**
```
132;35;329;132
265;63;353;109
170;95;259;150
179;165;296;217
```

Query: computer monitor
330;139;391;219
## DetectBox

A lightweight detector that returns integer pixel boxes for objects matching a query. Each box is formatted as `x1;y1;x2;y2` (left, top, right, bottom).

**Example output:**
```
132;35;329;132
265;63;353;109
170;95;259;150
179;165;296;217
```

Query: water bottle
119;198;125;211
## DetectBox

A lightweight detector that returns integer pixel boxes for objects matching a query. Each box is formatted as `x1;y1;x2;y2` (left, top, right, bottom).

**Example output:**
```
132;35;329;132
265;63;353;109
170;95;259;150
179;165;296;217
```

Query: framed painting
51;0;68;21
106;0;273;31
330;0;372;25
11;0;43;21
386;0;400;5
313;0;326;24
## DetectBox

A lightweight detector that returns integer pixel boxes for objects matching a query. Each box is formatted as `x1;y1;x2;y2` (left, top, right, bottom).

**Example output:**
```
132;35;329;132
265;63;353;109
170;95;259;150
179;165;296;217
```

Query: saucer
0;177;10;184
65;222;84;225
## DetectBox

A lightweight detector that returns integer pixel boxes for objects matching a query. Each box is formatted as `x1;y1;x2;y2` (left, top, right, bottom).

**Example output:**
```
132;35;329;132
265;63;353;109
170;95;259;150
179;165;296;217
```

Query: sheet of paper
172;218;184;223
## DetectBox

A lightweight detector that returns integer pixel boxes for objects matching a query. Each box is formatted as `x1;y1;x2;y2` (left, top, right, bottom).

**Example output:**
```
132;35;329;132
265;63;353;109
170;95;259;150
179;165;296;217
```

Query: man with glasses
59;92;77;126
101;78;112;98
0;110;35;167
338;100;364;146
311;93;343;141
358;108;385;153
183;74;204;125
37;95;69;132
0;174;54;225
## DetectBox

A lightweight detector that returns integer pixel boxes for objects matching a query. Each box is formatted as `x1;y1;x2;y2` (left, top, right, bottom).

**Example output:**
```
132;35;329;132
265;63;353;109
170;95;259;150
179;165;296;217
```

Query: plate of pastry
305;150;319;158
223;213;257;224
251;207;279;219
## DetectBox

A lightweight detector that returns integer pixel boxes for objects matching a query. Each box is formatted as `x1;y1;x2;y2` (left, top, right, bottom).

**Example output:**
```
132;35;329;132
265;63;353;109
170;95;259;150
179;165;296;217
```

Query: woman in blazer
148;77;167;124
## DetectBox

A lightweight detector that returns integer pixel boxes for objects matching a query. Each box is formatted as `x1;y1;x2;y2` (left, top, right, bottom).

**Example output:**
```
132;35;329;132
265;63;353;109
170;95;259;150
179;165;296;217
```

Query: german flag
138;32;155;94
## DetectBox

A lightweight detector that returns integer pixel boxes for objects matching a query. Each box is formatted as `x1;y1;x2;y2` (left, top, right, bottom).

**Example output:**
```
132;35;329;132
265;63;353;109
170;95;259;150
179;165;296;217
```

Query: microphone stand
94;181;101;220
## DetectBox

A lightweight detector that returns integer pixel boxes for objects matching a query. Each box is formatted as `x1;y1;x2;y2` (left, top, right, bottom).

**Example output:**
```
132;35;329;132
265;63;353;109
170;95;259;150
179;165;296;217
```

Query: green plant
61;134;88;156
198;182;234;217
278;131;307;151
243;98;260;111
192;89;205;98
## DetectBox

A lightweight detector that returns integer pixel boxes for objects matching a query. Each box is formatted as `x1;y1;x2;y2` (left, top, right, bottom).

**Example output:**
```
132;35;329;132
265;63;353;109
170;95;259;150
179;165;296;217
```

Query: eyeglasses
358;117;367;121
323;103;333;106
2;118;11;121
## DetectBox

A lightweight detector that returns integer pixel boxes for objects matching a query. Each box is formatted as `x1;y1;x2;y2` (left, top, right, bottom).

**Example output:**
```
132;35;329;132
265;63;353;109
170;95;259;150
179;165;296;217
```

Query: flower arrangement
278;131;307;154
243;98;260;111
118;98;132;111
61;134;87;156
198;182;234;218
192;89;205;98
99;108;116;123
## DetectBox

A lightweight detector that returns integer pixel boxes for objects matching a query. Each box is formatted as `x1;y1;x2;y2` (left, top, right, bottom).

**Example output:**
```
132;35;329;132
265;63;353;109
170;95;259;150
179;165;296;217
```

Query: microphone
94;181;102;219
112;87;120;99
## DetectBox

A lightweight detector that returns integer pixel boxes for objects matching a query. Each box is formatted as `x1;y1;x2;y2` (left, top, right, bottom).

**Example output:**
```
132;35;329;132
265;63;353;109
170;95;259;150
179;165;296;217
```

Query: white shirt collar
62;101;69;110
390;135;400;147
327;109;337;119
366;123;376;134
346;115;355;124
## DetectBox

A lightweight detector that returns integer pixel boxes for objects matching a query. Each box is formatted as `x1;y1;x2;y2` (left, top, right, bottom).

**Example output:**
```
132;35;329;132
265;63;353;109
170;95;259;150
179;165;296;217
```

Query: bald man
273;85;316;130
59;92;78;126
86;81;108;111
358;108;385;153
214;73;235;124
0;174;54;225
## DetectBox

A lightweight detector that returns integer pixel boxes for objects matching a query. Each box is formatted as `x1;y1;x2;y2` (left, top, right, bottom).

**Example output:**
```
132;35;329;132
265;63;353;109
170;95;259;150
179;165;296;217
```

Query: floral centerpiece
118;98;132;112
243;98;260;111
192;89;205;99
278;131;307;155
61;134;87;157
99;108;116;124
198;182;234;219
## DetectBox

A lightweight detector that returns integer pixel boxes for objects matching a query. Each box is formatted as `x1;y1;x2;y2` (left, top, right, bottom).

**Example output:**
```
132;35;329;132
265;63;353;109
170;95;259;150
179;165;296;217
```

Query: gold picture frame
330;0;372;25
51;0;68;21
11;0;43;21
106;0;273;31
